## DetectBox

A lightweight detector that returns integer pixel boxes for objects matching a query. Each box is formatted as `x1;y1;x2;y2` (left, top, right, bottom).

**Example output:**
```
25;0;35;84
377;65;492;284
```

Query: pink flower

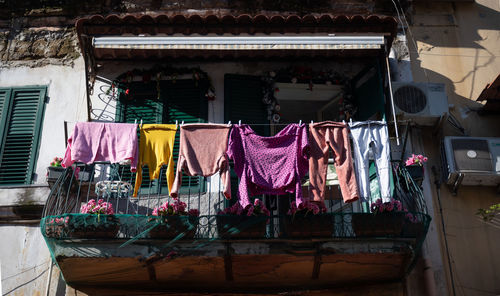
405;154;428;166
385;203;394;212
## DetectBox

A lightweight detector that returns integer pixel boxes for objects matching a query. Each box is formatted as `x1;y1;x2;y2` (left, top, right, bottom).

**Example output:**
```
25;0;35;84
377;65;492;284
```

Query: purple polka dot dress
227;123;309;209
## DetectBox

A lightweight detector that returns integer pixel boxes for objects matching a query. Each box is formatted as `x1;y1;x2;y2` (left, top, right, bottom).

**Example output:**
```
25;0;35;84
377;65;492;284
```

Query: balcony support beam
224;243;234;281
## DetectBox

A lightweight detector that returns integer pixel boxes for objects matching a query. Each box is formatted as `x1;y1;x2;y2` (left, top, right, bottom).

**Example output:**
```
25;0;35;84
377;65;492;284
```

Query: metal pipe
385;56;400;145
44;260;54;296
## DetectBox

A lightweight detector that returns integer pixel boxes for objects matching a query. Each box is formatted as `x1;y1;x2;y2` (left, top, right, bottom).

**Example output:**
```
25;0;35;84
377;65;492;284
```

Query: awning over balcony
76;13;398;61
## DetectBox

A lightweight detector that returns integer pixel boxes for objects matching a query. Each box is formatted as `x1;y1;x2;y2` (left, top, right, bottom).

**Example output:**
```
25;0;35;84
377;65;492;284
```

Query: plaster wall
0;225;51;296
0;57;87;206
409;1;500;295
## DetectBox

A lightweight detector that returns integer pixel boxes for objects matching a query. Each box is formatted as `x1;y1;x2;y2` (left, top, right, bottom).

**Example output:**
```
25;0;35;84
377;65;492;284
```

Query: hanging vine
107;66;216;102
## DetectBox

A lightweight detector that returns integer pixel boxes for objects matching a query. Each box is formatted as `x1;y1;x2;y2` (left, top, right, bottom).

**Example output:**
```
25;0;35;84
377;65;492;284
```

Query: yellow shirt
133;124;177;197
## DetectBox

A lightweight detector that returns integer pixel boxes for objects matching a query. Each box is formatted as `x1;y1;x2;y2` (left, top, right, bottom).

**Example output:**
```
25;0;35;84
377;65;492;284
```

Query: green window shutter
224;74;269;136
0;87;47;185
115;80;208;194
162;79;208;193
115;82;162;188
224;74;270;205
0;89;12;148
116;82;163;124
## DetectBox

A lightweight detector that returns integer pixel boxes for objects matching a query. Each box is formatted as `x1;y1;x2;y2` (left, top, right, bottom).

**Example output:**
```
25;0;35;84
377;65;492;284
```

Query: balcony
41;162;430;294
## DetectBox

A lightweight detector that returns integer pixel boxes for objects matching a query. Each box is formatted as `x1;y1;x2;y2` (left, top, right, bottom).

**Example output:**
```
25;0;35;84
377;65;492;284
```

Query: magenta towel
227;124;309;209
62;122;138;171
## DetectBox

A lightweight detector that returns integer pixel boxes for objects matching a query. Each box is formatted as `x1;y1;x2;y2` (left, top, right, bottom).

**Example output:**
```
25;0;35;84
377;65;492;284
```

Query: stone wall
0;28;80;67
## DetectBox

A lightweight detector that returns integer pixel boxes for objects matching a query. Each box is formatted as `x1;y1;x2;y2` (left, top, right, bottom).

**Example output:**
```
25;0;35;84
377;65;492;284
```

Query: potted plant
216;199;270;239
281;201;332;238
404;154;428;186
44;216;70;238
46;157;65;181
71;199;119;238
148;199;200;239
351;198;406;237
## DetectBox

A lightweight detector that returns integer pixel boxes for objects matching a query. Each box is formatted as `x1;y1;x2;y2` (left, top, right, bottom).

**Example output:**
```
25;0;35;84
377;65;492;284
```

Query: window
0;86;47;185
115;79;208;194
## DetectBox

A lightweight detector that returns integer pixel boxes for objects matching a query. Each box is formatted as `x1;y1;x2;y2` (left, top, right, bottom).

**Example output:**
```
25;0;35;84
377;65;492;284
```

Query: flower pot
44;217;69;238
351;212;405;237
68;215;120;239
216;215;267;239
47;166;65;181
406;165;424;186
44;215;119;239
280;213;333;238
148;216;199;239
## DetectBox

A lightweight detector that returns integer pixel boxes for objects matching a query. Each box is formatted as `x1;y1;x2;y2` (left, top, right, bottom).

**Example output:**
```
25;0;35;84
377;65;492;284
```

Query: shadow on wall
410;59;500;138
410;2;500;48
408;1;500;137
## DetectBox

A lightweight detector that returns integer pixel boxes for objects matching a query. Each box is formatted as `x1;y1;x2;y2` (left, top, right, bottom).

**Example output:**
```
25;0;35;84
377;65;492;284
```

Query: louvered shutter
0;89;12;148
224;74;269;136
116;82;162;189
115;80;208;194
0;87;46;185
162;79;208;193
224;74;269;205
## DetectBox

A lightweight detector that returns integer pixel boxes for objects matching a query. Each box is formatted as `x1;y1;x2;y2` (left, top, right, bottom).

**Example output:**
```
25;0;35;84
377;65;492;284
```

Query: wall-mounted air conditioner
392;82;449;126
443;136;500;189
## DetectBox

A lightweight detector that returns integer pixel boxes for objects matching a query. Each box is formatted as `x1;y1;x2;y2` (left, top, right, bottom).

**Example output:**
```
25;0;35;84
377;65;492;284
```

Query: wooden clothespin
238;120;241;125
299;120;302;125
175;120;178;128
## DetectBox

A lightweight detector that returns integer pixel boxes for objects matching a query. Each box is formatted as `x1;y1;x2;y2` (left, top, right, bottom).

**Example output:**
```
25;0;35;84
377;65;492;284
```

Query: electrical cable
431;165;457;296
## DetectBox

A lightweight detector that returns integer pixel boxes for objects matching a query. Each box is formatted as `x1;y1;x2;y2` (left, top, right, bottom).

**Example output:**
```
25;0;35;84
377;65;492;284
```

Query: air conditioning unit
392;82;449;126
443;136;500;187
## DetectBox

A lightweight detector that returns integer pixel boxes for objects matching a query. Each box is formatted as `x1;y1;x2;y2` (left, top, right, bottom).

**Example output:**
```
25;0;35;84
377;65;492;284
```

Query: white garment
349;121;391;202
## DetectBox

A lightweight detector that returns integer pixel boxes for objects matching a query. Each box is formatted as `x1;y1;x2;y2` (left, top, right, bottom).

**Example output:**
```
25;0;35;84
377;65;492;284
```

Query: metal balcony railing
41;161;430;245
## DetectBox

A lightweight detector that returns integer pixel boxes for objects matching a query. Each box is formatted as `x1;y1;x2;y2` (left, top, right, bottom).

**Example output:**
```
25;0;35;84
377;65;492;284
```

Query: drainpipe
423;258;437;296
389;48;400;82
45;259;54;296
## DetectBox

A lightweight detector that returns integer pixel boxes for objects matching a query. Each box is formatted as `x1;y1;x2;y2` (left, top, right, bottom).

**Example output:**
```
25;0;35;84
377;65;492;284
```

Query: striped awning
92;36;385;51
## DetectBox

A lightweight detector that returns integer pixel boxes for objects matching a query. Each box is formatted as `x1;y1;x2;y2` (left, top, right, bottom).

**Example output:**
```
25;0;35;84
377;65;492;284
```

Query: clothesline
64;121;393;207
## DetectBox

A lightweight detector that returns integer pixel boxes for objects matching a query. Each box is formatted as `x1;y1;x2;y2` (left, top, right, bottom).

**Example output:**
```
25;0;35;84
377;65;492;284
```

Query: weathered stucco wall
0;225;50;295
0;58;88;205
409;1;500;295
